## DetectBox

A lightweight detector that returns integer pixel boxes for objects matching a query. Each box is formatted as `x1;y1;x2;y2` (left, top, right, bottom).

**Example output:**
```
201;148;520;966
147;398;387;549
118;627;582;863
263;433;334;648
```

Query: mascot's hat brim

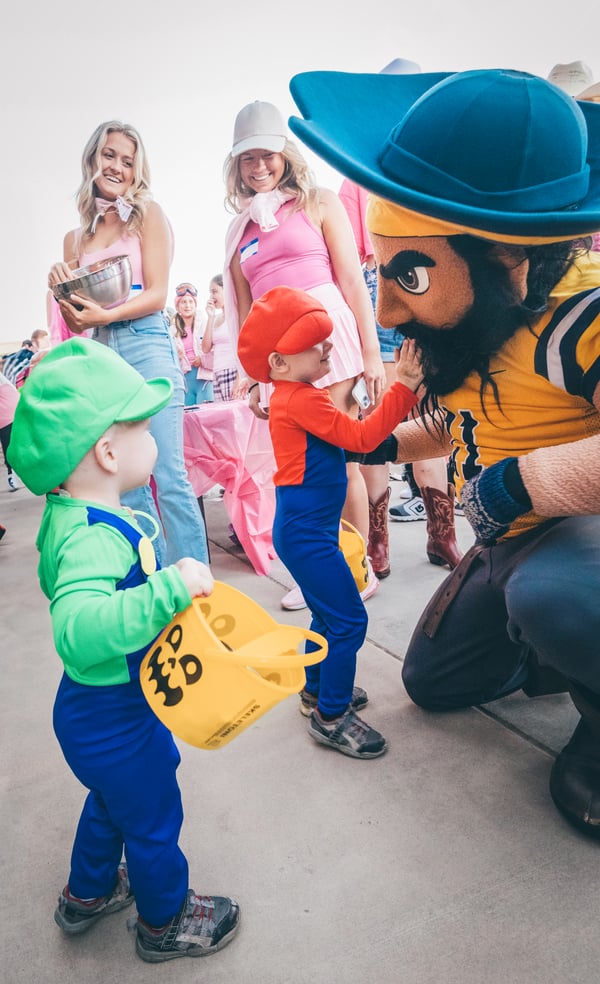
289;68;600;238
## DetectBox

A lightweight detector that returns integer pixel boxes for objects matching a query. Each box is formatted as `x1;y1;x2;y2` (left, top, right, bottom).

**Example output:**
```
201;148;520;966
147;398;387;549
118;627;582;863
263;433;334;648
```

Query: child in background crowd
8;338;240;963
201;274;238;402
171;282;214;405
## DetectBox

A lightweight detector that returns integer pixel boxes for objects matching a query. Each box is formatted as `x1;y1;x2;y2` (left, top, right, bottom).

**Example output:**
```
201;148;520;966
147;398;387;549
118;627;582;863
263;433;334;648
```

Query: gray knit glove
460;458;532;545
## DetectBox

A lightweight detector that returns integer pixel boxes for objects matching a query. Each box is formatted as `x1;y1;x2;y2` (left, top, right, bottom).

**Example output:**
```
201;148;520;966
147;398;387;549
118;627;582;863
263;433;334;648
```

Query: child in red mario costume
238;285;422;759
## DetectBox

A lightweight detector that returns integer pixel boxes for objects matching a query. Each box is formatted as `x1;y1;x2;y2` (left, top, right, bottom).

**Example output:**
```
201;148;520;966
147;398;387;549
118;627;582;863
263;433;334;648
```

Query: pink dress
237;201;363;388
0;375;19;428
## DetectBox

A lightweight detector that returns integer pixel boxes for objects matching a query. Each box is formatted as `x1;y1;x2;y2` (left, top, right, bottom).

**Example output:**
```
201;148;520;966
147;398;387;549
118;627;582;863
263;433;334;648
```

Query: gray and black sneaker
389;496;426;521
299;686;368;718
308;707;387;759
54;863;134;934
136;890;240;963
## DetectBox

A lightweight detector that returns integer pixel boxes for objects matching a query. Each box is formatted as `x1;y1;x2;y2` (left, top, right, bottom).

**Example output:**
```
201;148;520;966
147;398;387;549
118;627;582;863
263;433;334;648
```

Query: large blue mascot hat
289;68;600;238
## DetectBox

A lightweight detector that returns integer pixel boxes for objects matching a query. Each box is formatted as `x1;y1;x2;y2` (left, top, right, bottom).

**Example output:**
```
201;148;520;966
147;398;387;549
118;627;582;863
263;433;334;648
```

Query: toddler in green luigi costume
8;338;240;963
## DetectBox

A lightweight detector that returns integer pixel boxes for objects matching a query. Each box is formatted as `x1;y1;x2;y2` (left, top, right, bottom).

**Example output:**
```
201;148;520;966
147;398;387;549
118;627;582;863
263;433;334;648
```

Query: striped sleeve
534;286;600;402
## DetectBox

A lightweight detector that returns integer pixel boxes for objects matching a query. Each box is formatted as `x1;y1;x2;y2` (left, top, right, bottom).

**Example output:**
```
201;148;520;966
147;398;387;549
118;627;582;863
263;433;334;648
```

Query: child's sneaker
308;707;387;759
54;863;134;934
135;890;240;963
299;685;368;717
7;475;18;491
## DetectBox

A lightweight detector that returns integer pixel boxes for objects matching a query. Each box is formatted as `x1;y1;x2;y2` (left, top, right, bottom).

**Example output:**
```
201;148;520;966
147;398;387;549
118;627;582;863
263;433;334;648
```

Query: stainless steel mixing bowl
51;255;133;309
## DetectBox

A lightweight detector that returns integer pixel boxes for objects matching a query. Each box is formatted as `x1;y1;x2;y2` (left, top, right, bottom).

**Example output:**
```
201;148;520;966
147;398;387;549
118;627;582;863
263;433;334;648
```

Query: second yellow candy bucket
338;519;368;592
140;580;327;750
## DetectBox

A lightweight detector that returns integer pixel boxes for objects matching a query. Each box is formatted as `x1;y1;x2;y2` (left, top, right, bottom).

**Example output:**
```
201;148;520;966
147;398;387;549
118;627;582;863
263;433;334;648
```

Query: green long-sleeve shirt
37;494;192;686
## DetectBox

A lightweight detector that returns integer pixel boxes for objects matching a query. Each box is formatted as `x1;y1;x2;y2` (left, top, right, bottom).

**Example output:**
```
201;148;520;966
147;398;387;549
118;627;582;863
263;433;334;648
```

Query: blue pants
184;371;214;407
402;517;600;709
273;483;368;716
95;315;209;566
53;675;188;926
364;266;400;362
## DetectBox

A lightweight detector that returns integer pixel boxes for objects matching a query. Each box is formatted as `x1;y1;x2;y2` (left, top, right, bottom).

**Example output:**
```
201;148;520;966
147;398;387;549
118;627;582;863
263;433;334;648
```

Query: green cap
8;338;173;495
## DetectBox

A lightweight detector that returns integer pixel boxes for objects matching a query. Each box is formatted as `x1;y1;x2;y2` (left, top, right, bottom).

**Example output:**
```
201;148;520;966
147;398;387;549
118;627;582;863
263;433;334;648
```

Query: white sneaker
281;584;307;611
7;475;18;492
360;560;379;602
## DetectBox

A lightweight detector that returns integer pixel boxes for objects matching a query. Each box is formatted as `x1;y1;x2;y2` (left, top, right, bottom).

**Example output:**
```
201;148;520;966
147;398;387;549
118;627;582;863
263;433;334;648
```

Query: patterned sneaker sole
54;893;134;935
135;906;240;963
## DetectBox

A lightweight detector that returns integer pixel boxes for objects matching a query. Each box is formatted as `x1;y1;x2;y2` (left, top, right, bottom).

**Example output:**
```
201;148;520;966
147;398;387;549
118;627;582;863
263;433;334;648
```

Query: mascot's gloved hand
460;457;532;545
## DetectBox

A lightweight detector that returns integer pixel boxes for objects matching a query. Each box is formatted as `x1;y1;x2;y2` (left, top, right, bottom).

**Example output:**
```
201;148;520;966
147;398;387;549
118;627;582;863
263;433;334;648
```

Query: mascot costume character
289;67;600;837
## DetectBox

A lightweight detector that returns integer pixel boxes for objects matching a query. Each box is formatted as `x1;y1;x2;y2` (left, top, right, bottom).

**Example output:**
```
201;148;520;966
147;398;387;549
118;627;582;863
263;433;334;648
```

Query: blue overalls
52;509;188;927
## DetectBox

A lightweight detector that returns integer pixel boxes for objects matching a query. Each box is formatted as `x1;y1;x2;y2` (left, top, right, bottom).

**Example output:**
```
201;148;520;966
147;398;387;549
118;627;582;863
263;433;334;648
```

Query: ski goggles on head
175;283;198;298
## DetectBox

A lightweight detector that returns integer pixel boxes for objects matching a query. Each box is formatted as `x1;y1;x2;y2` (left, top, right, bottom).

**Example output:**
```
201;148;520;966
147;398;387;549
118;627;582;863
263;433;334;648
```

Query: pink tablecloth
183;401;277;575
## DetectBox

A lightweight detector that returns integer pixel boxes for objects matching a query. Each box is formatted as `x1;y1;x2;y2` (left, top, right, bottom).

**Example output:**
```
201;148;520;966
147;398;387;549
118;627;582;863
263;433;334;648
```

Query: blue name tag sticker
239;238;259;264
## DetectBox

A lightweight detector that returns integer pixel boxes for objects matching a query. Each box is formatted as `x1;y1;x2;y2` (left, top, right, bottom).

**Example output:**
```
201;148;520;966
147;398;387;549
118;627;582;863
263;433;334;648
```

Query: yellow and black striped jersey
443;251;600;536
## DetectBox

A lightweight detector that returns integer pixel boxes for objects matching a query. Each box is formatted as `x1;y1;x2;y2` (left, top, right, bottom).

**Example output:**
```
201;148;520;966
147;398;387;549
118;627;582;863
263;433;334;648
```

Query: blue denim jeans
184;370;214;406
364;266;401;362
95;313;209;566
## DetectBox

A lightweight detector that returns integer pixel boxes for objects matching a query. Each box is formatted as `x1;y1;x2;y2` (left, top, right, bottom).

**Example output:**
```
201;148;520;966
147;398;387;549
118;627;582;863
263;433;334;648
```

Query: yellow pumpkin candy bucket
338;519;368;592
140;580;327;750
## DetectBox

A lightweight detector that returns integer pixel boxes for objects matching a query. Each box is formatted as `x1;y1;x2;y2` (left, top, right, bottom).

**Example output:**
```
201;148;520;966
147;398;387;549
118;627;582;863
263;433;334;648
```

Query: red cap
237;286;333;382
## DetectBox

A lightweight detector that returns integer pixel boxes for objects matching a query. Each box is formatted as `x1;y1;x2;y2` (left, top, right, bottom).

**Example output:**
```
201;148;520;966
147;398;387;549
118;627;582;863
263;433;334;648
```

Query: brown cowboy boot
368;487;391;579
420;484;463;570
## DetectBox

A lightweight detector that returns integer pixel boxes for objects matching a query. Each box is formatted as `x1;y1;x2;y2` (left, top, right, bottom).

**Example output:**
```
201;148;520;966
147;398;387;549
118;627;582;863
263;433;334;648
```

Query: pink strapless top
77;231;144;288
238;202;333;298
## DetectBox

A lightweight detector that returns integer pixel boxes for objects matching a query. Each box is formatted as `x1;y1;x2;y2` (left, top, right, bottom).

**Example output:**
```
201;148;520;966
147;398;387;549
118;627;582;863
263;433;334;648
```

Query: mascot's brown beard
397;276;524;396
394;234;578;419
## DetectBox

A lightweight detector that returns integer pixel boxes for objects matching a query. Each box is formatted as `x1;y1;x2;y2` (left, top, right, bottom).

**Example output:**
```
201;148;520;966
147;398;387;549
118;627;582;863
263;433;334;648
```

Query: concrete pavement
1;479;596;984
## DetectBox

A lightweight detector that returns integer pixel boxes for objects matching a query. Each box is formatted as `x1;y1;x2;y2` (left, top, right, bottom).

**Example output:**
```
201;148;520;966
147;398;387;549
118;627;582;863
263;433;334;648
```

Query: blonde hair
77;120;153;239
223;138;317;214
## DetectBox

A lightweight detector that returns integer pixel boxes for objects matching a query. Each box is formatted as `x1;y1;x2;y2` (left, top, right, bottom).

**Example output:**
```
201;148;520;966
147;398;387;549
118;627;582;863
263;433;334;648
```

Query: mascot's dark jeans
402;516;600;709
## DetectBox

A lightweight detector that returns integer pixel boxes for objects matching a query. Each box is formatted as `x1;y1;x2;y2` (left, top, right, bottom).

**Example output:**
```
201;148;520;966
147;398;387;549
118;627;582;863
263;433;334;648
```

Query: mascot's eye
380;250;435;295
394;266;430;294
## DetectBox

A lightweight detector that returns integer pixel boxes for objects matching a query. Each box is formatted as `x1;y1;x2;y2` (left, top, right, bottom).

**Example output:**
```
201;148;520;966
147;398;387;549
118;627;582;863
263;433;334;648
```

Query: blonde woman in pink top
223;101;386;608
47;120;209;567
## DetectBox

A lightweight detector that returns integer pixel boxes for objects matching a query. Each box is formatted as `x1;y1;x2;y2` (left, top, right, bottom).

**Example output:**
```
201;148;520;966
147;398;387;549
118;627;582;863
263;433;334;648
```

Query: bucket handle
205;626;327;668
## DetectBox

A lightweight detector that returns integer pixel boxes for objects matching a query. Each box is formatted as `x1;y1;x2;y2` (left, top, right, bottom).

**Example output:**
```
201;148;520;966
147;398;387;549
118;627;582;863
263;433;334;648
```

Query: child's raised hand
175;558;214;598
395;338;423;392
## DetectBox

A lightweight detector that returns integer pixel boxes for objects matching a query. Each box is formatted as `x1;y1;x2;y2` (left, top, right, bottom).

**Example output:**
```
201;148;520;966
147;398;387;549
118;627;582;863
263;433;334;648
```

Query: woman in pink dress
223;101;386;609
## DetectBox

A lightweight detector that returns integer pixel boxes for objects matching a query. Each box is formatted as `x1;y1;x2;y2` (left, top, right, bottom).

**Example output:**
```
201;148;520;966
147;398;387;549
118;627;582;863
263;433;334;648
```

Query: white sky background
1;0;599;345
